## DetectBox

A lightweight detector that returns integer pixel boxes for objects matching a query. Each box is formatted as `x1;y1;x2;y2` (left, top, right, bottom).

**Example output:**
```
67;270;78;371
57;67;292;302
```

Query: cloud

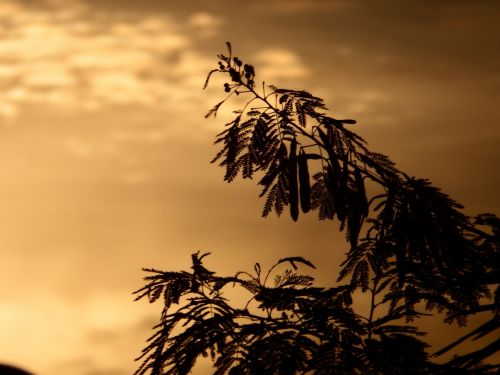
248;0;351;15
254;48;309;81
345;89;390;116
0;0;221;120
188;12;223;38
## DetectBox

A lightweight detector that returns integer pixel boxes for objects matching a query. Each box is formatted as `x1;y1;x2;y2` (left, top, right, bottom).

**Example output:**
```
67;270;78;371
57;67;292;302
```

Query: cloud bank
0;0;221;120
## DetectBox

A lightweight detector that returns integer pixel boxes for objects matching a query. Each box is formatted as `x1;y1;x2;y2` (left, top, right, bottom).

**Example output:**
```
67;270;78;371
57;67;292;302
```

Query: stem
367;275;379;341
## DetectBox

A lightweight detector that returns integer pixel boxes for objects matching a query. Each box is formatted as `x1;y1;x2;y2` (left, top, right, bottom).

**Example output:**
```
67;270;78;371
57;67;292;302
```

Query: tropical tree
134;43;499;374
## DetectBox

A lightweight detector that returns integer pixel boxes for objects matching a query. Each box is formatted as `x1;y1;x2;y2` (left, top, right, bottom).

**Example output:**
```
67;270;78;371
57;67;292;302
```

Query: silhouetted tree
135;43;499;374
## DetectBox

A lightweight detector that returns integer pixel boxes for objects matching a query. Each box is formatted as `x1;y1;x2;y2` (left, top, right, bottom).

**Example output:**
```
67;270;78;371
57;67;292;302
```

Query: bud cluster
217;45;256;93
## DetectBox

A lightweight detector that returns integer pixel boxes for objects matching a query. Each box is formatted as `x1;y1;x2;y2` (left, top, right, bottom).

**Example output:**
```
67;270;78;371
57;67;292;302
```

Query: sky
0;0;499;374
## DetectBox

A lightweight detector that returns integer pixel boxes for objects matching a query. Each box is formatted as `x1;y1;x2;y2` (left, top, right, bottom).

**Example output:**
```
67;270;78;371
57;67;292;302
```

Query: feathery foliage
135;43;499;374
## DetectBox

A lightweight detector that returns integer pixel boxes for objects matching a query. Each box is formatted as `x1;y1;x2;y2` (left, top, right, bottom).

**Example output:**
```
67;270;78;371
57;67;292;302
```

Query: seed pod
288;138;299;221
324;163;345;223
339;119;356;124
317;127;341;173
354;168;369;217
341;153;349;195
318;127;345;222
298;150;311;213
305;153;322;160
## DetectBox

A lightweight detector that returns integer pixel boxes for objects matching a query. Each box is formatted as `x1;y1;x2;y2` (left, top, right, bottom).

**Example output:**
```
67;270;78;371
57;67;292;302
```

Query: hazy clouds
0;0;219;119
0;0;499;374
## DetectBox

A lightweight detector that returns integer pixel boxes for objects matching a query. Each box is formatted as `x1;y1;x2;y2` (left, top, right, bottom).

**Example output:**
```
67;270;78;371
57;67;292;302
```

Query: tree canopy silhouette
134;43;499;375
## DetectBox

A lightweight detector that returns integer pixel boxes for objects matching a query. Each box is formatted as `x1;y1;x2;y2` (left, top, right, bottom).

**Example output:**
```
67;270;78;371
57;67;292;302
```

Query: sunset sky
0;0;499;374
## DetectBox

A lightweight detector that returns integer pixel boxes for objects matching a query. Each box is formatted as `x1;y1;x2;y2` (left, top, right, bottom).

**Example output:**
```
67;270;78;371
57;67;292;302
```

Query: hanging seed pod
289;138;299;221
341;153;349;196
298;150;311;213
339;119;357;124
354;168;369;217
323;163;345;223
318;127;346;222
317;127;342;174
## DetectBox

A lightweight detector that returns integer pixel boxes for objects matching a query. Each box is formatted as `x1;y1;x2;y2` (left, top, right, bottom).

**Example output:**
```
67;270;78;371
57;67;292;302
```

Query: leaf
311;172;336;220
296;102;306;127
203;69;220;90
205;100;225;118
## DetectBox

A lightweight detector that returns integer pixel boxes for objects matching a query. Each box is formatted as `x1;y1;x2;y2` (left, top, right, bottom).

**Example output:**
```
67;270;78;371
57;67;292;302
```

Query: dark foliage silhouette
135;43;499;374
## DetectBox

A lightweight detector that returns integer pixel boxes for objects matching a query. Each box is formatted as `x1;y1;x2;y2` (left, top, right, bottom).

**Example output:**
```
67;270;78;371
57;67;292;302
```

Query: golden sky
0;0;499;373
